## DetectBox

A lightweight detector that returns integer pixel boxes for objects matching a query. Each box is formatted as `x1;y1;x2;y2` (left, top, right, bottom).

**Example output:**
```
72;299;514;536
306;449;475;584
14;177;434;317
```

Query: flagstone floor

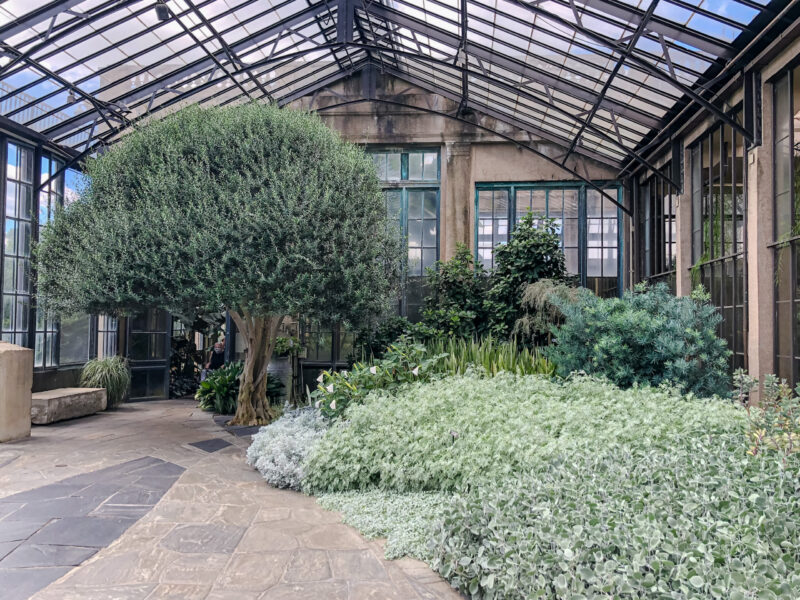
0;400;461;600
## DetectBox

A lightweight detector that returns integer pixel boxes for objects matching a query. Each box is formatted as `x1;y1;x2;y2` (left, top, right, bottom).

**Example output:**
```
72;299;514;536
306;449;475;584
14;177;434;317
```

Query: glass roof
0;0;779;167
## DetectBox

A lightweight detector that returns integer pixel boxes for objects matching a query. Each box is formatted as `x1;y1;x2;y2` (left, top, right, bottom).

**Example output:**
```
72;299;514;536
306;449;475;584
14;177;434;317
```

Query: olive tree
37;103;402;425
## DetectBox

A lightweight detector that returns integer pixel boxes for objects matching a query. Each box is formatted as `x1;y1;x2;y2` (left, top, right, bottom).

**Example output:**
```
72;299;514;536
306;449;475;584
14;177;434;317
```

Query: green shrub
196;362;243;414
549;283;731;397
246;407;328;490
484;215;570;338
513;278;581;345
197;362;284;415
303;373;745;493
80;356;130;408
353;316;416;360
432;437;800;599
423;243;490;337
312;339;444;419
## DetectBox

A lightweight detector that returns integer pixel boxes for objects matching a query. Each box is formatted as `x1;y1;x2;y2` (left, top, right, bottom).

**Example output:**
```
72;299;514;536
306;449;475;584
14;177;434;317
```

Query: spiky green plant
424;336;554;377
80;356;130;408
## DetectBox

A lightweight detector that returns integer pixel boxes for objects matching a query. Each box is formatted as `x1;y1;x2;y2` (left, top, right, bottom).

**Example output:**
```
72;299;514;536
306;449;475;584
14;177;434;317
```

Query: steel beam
507;0;754;142
561;0;660;173
362;2;661;129
580;0;736;58
336;0;355;43
240;42;677;175
42;2;329;140
0;0;87;41
183;0;273;101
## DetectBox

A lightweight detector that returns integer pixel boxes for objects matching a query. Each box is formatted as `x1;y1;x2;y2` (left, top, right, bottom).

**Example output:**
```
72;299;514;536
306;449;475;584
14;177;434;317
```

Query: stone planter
0;342;33;443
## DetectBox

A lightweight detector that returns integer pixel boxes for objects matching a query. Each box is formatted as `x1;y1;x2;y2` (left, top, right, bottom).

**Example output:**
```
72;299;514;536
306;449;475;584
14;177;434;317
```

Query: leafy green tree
37;103;402;425
548;283;731;397
484;214;569;337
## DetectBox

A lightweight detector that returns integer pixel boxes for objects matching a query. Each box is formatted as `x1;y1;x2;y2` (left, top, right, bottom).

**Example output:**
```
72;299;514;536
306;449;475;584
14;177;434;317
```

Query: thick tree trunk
228;311;283;426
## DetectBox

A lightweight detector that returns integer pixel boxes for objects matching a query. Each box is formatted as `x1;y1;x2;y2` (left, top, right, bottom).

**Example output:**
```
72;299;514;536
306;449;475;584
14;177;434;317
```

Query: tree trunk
228;311;283;426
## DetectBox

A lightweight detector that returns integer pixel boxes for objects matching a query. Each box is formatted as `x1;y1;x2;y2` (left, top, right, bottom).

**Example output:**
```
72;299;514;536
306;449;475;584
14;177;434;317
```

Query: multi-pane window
371;149;440;320
585;189;620;298
2;142;34;347
476;189;509;269
34;154;64;368
96;315;118;359
475;183;621;298
640;164;677;292
690;111;747;371
773;66;800;384
128;309;169;400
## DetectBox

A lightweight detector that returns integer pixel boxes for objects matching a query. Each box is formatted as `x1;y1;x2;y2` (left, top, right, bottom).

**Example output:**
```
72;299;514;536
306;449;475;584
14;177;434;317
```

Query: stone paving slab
0;456;185;600
0;401;462;600
189;438;233;453
1;544;98;568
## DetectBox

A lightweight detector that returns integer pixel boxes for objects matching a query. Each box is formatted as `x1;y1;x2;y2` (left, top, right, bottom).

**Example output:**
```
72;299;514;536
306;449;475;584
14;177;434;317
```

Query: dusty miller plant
36;103;403;425
246;407;328;490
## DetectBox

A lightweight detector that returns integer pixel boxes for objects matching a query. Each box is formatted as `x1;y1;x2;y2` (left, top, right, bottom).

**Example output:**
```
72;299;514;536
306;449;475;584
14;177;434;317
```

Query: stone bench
31;388;107;425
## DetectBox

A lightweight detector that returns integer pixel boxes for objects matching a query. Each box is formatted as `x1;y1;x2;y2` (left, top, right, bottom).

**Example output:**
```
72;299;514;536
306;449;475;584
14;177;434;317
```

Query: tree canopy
37;102;403;423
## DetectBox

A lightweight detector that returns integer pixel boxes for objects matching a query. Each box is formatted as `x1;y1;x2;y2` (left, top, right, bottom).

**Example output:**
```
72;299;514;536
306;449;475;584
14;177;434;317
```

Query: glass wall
773;66;800;384
475;182;622;297
640;164;677;292
371;148;440;320
690;112;747;371
34;153;64;368
2;141;34;347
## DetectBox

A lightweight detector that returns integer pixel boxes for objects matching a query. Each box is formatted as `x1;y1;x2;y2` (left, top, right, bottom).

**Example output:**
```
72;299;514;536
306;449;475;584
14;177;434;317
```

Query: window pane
409;153;423;180
422;152;438;180
387;153;401;181
60;314;91;365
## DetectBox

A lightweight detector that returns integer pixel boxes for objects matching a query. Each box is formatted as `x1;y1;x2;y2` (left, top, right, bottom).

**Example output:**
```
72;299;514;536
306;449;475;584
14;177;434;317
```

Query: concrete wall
290;72;622;264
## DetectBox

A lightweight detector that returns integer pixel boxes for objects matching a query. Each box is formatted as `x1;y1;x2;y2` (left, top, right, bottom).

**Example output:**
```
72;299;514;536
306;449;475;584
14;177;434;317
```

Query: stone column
746;82;775;381
443;142;473;261
0;342;33;443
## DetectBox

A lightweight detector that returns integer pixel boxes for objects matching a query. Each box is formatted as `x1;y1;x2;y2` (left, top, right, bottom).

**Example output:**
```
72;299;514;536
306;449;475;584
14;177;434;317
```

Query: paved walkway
0;401;461;600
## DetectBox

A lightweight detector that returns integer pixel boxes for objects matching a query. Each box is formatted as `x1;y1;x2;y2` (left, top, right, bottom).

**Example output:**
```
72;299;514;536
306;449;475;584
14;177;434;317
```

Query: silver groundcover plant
246;407;328;490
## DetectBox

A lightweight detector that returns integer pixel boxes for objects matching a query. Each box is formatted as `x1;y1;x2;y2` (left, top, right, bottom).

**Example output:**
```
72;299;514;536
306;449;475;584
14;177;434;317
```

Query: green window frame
475;182;623;298
370;148;441;320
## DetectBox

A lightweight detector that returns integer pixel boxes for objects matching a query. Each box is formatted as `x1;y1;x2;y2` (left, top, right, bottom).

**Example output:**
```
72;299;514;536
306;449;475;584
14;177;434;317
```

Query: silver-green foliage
36;103;402;328
432;437;800;599
303;373;745;493
317;490;448;559
246;407;328;490
80;356;130;408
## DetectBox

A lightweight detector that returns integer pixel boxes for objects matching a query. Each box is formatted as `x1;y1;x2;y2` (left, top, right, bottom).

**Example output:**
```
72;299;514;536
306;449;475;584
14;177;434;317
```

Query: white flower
326;384;334;393
316;373;324;383
412;366;419;376
330;399;337;410
315;400;321;409
369;366;377;375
